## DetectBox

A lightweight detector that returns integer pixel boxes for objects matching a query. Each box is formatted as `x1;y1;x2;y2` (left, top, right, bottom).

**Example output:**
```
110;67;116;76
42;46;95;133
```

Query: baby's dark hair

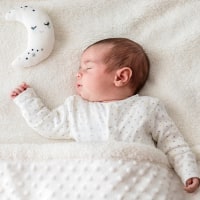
86;38;150;94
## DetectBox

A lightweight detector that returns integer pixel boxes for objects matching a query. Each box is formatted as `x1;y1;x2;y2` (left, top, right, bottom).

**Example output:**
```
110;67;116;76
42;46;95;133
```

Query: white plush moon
5;5;55;68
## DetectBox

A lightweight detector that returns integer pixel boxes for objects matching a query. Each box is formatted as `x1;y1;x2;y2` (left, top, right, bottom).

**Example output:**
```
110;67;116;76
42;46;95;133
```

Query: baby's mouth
76;83;82;88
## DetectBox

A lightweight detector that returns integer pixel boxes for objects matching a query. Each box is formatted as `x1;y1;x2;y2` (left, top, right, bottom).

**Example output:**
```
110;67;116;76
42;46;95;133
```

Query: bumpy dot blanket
0;0;200;199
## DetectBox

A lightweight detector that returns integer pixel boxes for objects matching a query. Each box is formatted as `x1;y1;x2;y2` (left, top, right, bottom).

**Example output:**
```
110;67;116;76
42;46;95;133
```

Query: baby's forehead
83;43;113;58
87;43;113;51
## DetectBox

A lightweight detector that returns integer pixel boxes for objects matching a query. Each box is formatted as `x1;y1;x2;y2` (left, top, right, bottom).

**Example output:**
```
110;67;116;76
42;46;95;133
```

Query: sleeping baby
10;38;200;193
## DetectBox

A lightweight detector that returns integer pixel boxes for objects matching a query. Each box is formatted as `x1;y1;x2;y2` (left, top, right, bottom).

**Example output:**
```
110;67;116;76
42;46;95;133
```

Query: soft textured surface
0;142;193;200
0;142;200;199
0;1;200;198
0;0;200;150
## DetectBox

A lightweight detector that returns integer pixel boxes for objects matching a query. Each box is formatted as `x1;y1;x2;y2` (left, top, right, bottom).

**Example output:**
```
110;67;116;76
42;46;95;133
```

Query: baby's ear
114;67;132;87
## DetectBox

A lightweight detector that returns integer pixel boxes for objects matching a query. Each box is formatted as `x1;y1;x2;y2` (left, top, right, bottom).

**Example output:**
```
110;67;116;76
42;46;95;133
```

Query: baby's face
76;44;116;102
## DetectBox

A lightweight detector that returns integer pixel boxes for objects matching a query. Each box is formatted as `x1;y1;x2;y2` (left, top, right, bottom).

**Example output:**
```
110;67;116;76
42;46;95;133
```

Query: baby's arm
184;177;200;193
10;82;71;140
152;101;200;193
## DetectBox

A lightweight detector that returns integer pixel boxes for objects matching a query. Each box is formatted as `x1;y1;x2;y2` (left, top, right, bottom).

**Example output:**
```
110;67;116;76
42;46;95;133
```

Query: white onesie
14;88;199;183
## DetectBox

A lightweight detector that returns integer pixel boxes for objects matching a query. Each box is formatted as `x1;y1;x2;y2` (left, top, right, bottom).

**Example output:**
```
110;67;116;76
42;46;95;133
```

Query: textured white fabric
1;1;200;199
0;0;200;149
14;88;199;184
0;142;192;200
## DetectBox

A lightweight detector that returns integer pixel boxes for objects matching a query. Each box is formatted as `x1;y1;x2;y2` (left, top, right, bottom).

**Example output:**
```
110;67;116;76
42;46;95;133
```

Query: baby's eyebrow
79;60;98;69
84;60;95;64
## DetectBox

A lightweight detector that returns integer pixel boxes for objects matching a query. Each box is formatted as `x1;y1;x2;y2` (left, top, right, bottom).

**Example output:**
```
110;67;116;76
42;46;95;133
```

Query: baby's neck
92;91;135;103
100;95;133;102
79;86;136;103
100;87;136;102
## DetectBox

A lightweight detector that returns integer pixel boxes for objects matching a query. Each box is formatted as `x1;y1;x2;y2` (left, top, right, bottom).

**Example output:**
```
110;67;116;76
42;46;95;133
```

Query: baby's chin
77;93;100;102
76;90;113;102
76;92;90;101
80;95;96;102
78;94;115;103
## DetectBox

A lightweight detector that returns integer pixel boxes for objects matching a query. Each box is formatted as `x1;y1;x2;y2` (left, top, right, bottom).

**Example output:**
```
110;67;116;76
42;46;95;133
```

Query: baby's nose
76;71;82;78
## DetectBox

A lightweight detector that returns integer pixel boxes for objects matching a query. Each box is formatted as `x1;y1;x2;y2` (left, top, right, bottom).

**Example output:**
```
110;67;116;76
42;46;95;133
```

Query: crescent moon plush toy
5;5;55;68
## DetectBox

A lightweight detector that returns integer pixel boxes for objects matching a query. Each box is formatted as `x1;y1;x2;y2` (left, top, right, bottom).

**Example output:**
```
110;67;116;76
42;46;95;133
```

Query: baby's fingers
184;185;195;193
10;83;29;99
15;87;24;93
10;90;20;99
184;178;200;193
21;82;29;89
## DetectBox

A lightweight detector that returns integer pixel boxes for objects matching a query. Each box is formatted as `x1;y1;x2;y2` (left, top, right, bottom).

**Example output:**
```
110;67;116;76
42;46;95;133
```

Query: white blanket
0;142;197;200
0;0;199;148
0;0;200;199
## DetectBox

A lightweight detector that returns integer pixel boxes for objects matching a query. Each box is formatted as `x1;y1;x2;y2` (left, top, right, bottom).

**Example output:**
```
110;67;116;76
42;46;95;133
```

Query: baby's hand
10;82;30;99
184;177;200;193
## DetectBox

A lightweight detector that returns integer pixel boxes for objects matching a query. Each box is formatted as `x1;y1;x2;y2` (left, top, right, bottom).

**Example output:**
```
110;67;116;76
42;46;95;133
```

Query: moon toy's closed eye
31;26;37;30
44;22;50;26
5;6;55;68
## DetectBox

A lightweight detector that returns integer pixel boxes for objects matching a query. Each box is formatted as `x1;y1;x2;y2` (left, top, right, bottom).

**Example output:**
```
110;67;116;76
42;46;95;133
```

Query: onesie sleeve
13;88;72;139
151;100;200;184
